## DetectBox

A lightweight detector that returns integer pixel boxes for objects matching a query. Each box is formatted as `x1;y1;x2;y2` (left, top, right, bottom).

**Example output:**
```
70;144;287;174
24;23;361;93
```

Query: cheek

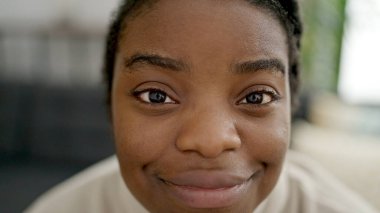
112;106;176;172
240;112;290;165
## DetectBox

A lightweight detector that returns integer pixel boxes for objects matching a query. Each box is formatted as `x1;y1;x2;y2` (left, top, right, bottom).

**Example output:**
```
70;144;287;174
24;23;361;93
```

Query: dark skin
112;0;290;212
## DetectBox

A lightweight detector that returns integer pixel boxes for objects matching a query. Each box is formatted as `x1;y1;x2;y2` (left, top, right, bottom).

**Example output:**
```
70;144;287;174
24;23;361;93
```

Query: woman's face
112;0;290;212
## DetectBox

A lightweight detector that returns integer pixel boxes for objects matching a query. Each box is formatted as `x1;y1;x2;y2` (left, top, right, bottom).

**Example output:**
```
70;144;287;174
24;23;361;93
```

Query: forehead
119;0;288;71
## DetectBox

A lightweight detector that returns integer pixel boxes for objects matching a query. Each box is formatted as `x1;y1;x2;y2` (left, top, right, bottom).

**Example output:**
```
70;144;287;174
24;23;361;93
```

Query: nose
175;109;241;158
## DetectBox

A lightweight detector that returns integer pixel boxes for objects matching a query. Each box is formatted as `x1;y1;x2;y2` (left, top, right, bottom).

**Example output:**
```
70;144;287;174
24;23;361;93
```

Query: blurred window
339;0;380;105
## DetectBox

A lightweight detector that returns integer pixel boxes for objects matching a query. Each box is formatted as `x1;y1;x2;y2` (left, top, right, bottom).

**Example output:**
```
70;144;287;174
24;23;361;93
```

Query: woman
26;0;377;212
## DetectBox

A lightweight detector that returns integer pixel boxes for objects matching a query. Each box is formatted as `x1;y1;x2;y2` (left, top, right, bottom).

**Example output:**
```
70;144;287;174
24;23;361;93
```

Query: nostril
175;113;241;158
176;133;241;158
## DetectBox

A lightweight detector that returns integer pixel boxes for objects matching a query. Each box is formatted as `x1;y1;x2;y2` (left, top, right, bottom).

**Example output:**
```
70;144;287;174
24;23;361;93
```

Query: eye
239;89;280;105
133;89;176;104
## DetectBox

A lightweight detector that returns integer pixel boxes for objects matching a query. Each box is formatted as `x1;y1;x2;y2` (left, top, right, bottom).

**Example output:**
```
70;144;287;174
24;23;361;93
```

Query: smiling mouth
159;170;259;209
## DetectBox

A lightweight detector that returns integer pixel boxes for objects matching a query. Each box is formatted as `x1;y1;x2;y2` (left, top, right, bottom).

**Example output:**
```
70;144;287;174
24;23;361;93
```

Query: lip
159;170;256;209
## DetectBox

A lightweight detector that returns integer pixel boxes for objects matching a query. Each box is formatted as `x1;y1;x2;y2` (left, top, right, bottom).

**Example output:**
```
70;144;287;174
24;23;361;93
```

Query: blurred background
0;0;379;212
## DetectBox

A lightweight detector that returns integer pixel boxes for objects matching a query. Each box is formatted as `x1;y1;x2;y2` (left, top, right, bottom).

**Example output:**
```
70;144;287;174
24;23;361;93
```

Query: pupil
149;91;166;103
247;93;262;104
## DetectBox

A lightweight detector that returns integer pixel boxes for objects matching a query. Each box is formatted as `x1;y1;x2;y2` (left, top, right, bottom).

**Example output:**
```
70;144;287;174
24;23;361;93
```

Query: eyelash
131;88;280;106
238;88;281;106
132;88;177;104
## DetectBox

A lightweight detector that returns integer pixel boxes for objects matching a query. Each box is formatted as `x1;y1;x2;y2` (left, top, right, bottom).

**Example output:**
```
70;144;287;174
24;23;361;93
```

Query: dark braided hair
103;0;302;110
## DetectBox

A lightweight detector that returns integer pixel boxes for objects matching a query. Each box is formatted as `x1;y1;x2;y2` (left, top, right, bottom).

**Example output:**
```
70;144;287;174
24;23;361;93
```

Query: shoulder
24;156;148;213
256;150;379;213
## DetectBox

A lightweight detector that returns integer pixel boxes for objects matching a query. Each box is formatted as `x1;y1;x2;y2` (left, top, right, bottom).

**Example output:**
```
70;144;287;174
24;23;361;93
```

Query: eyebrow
124;53;285;76
124;53;188;72
234;58;286;75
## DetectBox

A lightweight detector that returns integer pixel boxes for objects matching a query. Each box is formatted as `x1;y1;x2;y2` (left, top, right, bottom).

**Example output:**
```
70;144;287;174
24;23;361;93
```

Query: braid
281;0;303;111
